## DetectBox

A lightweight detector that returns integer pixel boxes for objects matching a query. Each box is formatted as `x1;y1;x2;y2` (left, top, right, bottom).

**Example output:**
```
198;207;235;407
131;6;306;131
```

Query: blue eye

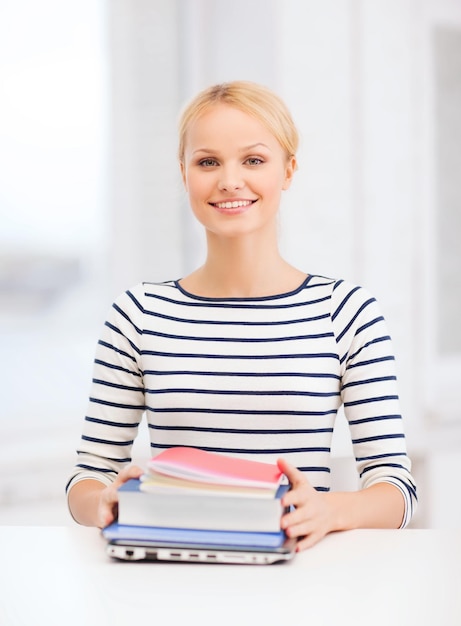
199;158;218;167
246;157;263;166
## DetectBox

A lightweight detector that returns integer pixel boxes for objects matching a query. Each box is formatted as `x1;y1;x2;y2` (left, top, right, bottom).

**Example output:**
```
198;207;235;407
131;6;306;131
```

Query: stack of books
117;447;288;533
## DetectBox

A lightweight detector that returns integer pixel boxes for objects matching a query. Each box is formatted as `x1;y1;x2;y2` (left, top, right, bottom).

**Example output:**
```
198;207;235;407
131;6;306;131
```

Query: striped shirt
66;275;417;526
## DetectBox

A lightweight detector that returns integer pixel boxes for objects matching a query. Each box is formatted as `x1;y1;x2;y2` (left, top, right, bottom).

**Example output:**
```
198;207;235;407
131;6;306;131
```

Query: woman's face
181;104;296;240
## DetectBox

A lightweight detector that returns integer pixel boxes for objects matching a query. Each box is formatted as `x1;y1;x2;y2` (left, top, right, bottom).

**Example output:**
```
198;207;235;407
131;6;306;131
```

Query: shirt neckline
173;274;312;302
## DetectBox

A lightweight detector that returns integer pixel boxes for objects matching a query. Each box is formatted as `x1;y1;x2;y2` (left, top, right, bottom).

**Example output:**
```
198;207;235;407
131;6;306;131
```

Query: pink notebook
146;447;283;490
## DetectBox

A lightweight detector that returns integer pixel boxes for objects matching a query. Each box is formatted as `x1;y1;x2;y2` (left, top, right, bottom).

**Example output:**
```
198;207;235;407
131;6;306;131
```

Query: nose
217;165;243;192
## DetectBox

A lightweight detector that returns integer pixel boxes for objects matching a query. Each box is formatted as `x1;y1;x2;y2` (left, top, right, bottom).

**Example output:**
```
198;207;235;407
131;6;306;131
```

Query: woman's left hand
277;457;335;551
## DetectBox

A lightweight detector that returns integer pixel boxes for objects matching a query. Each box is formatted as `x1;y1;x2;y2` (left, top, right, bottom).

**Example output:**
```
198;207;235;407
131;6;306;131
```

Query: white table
0;526;459;626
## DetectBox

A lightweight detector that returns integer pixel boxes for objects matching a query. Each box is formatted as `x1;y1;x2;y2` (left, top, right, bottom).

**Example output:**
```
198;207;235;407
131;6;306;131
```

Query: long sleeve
331;280;417;526
66;287;147;492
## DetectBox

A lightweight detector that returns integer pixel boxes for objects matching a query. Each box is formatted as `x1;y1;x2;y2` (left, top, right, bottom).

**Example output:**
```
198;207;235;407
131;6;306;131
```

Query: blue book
117;479;289;533
103;521;287;549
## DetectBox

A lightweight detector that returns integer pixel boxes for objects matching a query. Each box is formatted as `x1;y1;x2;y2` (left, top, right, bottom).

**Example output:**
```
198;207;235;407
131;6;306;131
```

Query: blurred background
1;0;460;528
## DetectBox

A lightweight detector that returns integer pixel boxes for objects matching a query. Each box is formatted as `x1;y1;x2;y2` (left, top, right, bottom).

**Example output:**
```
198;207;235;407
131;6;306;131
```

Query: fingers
277;457;314;507
280;500;312;538
98;464;144;528
277;457;330;551
112;464;144;489
98;502;118;529
281;508;328;551
295;532;325;552
277;457;306;488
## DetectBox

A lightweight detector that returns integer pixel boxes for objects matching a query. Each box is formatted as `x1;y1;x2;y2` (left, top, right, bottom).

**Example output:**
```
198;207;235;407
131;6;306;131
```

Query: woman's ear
180;161;187;189
282;155;297;190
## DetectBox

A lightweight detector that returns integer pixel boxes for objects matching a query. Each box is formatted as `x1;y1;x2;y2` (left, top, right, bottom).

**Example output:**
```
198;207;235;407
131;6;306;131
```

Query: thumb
113;464;144;488
277;457;305;487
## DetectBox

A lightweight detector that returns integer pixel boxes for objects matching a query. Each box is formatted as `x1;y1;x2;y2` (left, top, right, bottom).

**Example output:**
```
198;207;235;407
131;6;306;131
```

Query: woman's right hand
96;465;144;528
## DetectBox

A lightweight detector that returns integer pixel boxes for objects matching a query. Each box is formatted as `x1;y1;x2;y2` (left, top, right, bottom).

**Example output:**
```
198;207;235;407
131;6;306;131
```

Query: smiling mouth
210;200;256;209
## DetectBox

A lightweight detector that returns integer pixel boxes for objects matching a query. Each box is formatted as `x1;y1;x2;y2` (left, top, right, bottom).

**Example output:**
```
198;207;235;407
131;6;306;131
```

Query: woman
67;81;417;550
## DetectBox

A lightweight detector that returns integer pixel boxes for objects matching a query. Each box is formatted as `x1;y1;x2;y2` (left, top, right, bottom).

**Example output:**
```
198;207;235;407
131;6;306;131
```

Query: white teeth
214;200;253;209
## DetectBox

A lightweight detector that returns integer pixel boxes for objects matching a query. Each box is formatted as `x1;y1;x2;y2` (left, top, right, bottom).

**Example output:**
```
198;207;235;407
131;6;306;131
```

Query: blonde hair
178;81;299;163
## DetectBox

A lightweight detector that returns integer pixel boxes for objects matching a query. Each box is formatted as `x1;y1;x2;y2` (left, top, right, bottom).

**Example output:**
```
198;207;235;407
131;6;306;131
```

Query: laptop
103;522;297;565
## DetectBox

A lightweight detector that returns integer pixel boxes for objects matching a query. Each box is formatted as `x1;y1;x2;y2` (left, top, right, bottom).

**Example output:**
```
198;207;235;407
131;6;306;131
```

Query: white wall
107;0;184;296
106;0;461;528
1;0;460;529
0;0;108;256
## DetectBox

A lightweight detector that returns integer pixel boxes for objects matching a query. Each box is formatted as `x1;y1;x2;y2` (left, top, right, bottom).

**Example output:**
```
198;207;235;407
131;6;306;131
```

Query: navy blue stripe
75;464;117;473
383;476;418;501
393;476;418;500
76;452;132;463
341;376;396;390
299;466;331;473
142;329;334;343
113;302;142;334
345;395;399;407
356;316;385;336
355;452;406;462
82;435;134;446
346;336;391;363
360;462;408;475
92;379;143;393
85;416;140;428
331;284;361;321
149;443;331;454
97;340;138;361
104;322;141;354
361;468;417;500
142;369;341;380
89;397;145;410
144;293;330;312
145;388;340;398
140;350;339;360
336;297;375;342
126;289;145;313
348;414;401;425
95;359;141;377
347;355;395;369
352;433;405;444
171;275;329;302
65;469;117;493
146;407;338;417
148;424;334;435
142;309;331;326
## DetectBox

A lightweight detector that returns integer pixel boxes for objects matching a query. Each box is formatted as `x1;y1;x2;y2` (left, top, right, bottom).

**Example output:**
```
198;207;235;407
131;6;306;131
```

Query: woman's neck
180;235;306;298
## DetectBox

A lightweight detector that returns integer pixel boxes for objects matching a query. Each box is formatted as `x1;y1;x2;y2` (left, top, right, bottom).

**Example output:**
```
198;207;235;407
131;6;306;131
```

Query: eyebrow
192;142;271;156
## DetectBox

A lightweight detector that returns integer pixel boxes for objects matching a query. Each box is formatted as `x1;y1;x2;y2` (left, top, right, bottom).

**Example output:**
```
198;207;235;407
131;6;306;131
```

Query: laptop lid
102;523;297;565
